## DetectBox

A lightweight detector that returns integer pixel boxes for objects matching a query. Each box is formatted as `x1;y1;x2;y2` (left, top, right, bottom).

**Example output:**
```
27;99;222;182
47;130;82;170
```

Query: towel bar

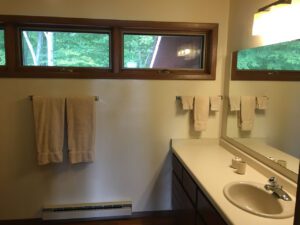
29;96;99;101
176;95;223;100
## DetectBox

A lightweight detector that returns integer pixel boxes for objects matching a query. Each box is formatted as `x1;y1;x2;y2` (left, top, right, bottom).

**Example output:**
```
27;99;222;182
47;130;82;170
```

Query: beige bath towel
229;96;240;111
66;97;96;164
194;96;209;131
256;96;268;110
32;96;65;165
181;96;194;110
240;96;256;131
210;96;222;112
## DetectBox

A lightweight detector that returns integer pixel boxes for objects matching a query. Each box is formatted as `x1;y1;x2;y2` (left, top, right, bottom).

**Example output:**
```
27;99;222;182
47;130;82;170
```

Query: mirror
224;40;300;182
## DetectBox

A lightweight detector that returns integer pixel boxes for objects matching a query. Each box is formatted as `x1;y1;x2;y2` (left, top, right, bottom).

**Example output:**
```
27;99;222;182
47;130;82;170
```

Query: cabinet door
182;169;197;205
197;188;227;225
196;215;206;225
172;173;196;225
172;155;183;182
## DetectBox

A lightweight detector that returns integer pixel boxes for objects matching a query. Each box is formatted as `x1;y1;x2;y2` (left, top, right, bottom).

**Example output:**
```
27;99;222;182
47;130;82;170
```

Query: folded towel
180;96;194;110
240;96;256;131
229;96;240;111
210;96;222;112
194;96;209;131
32;96;65;165
256;96;268;110
66;97;96;164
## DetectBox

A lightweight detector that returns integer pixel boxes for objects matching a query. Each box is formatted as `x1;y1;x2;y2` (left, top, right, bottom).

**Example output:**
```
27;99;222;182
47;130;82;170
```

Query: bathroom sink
223;181;295;218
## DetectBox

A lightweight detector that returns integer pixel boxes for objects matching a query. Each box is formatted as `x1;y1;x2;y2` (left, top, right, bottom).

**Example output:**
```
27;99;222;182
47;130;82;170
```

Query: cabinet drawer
172;155;183;182
197;188;227;225
182;169;197;205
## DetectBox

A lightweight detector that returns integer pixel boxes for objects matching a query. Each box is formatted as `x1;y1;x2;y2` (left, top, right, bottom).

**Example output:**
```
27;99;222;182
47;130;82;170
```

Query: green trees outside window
123;34;157;68
0;30;5;66
237;39;300;71
0;16;218;79
21;31;110;68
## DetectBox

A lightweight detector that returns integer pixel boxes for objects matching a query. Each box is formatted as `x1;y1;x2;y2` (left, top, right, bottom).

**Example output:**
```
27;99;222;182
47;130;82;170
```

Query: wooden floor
1;213;176;225
57;216;175;225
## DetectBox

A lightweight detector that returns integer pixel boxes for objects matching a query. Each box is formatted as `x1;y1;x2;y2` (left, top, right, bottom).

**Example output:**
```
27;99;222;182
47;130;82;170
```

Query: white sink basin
223;181;295;218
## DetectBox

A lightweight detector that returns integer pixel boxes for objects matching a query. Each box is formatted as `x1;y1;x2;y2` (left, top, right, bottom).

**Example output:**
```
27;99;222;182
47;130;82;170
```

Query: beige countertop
171;138;296;225
233;138;299;174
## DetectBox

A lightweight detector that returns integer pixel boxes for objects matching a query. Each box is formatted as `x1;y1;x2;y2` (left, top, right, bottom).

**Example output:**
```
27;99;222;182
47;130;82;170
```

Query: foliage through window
237;39;300;71
0;15;218;79
123;34;205;70
0;29;5;66
21;30;110;68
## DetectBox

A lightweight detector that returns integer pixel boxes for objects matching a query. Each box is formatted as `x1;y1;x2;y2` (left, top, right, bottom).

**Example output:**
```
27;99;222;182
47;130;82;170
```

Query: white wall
0;0;230;219
225;0;300;158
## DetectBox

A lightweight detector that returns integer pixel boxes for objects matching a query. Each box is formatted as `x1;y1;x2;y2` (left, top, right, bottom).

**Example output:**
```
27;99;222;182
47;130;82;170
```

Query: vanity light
252;0;300;44
257;0;291;12
253;0;292;36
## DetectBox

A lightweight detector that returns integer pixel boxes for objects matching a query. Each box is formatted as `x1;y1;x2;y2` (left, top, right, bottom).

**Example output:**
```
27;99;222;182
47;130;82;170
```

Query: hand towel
240;96;256;131
67;97;96;164
194;96;209;131
256;96;268;110
210;96;222;112
180;96;194;110
229;96;240;111
32;96;65;165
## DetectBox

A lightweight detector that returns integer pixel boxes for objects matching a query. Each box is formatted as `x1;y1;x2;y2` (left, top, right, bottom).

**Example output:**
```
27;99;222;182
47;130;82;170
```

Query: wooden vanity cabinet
172;154;227;225
172;156;196;225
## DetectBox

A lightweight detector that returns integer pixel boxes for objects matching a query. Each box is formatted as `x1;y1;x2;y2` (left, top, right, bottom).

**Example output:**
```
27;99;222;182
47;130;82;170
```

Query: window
237;39;300;71
0;29;5;66
0;15;218;79
231;39;300;81
123;33;205;70
21;30;110;68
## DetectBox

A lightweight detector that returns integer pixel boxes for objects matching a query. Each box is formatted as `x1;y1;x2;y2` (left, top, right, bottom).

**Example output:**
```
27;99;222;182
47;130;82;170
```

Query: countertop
233;138;299;174
171;138;295;225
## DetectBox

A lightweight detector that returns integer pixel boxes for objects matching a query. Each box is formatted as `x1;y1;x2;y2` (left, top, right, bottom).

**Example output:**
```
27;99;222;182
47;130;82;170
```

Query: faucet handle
268;177;278;186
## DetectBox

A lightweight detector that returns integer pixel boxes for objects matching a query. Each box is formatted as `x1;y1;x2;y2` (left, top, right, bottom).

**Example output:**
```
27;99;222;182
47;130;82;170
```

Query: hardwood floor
56;217;175;225
0;212;176;225
52;215;175;225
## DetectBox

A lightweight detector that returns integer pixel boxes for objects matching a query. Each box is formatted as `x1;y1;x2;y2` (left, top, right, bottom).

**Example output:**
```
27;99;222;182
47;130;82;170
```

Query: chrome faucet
265;177;292;201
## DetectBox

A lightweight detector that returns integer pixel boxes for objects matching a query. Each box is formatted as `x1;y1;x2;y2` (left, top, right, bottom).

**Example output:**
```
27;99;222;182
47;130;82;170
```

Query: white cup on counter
231;156;242;169
236;161;247;175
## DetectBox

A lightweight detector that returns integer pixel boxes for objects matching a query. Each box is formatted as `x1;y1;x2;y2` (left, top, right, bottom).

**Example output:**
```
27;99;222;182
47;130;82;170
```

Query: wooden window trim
231;51;300;81
0;25;7;71
120;30;207;75
18;28;112;74
0;15;218;80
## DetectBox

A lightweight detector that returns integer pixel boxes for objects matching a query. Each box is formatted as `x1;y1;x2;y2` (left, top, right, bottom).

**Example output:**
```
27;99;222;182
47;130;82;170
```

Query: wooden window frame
0;15;218;80
0;25;7;72
231;51;300;81
19;27;112;69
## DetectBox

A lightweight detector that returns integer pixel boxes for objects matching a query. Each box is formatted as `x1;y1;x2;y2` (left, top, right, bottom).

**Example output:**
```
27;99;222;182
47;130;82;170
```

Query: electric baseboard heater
42;201;132;220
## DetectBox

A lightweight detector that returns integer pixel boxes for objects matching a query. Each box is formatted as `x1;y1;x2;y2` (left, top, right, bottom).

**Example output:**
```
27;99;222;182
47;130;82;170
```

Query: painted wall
225;0;300;158
0;0;230;219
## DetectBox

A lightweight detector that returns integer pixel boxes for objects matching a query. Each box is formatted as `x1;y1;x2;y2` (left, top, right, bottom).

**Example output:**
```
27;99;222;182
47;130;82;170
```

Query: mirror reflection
226;40;300;176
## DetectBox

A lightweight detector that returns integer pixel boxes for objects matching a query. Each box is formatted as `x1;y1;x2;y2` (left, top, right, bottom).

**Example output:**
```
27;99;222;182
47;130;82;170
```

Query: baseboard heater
42;201;132;220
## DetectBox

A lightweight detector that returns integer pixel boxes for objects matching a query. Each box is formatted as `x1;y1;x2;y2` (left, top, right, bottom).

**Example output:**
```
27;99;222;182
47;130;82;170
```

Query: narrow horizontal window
237;39;300;71
123;33;205;70
0;16;218;79
0;29;5;66
21;30;110;68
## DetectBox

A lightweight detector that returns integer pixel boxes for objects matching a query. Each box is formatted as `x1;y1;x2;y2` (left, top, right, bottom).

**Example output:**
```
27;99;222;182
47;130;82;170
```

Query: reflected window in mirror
231;39;300;80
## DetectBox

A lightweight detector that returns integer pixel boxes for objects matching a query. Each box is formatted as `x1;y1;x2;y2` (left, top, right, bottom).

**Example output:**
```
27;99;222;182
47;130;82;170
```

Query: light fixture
257;0;292;12
252;0;300;44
